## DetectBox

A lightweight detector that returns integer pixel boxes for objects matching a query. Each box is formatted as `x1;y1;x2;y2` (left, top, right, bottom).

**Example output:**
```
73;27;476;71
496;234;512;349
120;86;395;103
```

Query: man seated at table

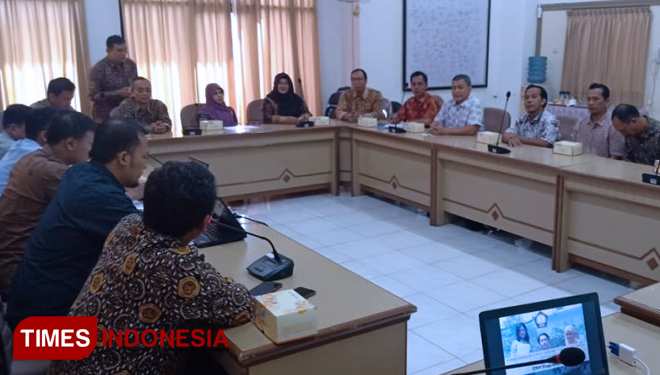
0;104;31;159
0;112;96;300
7;118;148;330
0;107;57;195
502;84;559;147
429;74;483;135
116;76;171;134
49;161;254;375
30;77;77;111
611;103;660;165
391;71;442;126
574;83;624;159
336;68;385;122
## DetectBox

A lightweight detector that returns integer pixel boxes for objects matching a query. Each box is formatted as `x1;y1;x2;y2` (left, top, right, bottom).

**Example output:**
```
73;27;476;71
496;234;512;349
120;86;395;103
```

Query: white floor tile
410;358;466;375
404;293;461;329
374;231;433;250
345;220;405;238
340;259;381;280
464;298;521;320
410;224;475;242
513;259;583;285
553;274;633;303
513;285;573;305
312;247;351;263
414;314;482;357
359;251;427;275
459;348;484;367
472;243;546;266
600;301;621;317
471;269;549;298
441;233;504;253
285;217;340;234
407;332;455;374
399;242;466;264
391;265;463;292
330;238;393;259
370;275;419;298
324;211;379;227
426;281;507;312
433;254;504;279
306;227;364;247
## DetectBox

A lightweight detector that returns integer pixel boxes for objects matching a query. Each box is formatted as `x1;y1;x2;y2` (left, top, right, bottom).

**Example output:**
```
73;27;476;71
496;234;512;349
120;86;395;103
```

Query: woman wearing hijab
197;83;238;126
262;72;310;124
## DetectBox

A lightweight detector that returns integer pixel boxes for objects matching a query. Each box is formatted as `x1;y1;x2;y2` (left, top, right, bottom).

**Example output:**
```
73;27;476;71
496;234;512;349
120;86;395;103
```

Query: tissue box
404;122;425;133
477;131;502;144
313;116;330;126
254;289;318;344
553;141;583;156
199;120;223;131
357;117;378;127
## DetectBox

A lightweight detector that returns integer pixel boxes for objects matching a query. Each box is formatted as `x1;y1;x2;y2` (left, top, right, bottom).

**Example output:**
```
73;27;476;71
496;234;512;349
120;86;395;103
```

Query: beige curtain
121;0;234;134
0;0;91;114
562;7;651;106
235;0;322;120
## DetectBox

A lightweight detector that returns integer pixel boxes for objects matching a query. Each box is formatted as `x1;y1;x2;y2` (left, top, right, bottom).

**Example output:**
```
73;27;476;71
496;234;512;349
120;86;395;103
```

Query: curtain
121;0;234;134
561;7;651;106
235;0;321;120
0;0;90;114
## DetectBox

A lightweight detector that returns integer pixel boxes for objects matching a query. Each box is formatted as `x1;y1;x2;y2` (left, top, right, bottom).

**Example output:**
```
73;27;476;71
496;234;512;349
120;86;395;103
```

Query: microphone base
388;126;407;133
642;173;660;185
247;253;294;281
296;121;315;128
488;144;511;154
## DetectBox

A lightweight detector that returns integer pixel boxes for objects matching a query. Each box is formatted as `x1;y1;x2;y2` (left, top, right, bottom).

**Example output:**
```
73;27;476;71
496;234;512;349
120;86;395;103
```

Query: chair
0;295;49;375
380;98;393;119
246;99;264;124
433;95;444;110
180;103;202;129
483;107;511;133
556;115;578;141
390;101;402;114
0;111;4;127
324;86;350;118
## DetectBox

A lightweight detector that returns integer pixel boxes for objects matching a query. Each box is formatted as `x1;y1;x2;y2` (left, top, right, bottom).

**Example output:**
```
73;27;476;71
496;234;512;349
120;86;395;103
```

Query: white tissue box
403;122;425;133
202;120;224;131
357;117;378;127
313;116;330;126
254;289;318;344
553;141;583;156
477;131;503;144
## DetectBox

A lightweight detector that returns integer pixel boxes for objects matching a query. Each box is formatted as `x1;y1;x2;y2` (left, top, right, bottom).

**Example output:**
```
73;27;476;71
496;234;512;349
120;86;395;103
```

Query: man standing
30;78;77;111
335;69;385;122
0;112;96;299
116;77;171;134
392;71;442;126
611;104;660;165
7;118;148;330
502;85;559;147
574;83;624;158
0;104;31;159
89;35;138;122
430;74;483;135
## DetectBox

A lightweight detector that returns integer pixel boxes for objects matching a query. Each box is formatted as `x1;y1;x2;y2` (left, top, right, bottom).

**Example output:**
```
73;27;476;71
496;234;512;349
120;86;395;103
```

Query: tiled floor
233;190;635;375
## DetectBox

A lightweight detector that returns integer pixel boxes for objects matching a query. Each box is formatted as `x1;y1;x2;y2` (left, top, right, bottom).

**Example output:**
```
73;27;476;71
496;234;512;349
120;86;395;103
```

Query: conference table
148;120;660;285
199;222;416;375
443;312;660;375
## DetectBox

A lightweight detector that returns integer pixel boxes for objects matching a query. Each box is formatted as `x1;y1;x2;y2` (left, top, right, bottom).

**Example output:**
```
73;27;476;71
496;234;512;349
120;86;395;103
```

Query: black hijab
266;72;305;117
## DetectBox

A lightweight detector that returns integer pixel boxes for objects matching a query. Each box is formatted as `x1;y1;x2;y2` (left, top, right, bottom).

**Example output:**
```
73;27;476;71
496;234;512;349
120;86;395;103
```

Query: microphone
389;82;409;134
453;347;585;375
488;91;512;155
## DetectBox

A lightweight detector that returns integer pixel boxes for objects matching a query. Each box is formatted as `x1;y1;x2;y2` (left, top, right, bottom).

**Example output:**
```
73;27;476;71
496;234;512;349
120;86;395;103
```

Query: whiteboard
404;0;491;90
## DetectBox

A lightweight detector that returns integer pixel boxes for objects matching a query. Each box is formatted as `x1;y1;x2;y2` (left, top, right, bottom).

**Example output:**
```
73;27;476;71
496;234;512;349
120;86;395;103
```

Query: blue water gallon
528;56;547;83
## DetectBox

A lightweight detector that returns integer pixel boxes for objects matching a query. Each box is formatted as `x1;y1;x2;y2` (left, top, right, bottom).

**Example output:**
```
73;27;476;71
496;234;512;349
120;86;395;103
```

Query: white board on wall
403;0;491;90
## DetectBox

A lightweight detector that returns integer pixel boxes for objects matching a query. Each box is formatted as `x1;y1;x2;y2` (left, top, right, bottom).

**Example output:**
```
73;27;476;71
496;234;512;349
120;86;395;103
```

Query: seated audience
7;118;148;330
336;68;385;122
262;72;310;124
0;104;31;159
0;107;57;195
0;112;96;299
611;104;660;165
116;77;171;134
502;84;559;147
49;161;254;375
30;77;76;111
89;35;138;123
391;71;442;126
574;83;624;159
197;83;238;127
430;74;483;135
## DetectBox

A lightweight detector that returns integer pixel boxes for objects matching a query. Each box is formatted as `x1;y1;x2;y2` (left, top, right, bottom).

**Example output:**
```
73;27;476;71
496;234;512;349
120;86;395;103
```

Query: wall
358;0;538;117
84;0;122;64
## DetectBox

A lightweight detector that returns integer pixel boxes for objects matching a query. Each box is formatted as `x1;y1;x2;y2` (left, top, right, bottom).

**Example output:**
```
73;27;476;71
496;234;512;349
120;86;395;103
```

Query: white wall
357;0;539;116
84;0;122;64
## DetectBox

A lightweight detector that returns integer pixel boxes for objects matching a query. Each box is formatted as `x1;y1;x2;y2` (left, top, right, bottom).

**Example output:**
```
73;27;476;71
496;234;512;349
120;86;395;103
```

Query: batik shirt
506;109;560;145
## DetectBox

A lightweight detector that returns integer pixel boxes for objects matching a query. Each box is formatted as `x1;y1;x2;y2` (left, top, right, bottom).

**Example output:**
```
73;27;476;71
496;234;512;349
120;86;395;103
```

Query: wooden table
444;313;660;375
615;282;660;327
148;124;339;202
199;223;416;375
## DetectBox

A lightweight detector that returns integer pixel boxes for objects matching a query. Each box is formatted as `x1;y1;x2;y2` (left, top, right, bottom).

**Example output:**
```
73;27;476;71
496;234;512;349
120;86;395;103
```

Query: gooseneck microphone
452;347;586;375
389;82;409;133
488;91;512;155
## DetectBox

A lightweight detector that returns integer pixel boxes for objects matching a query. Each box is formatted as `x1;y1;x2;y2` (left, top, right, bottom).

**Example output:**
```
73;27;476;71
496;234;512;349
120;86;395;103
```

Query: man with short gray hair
430;74;483;135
